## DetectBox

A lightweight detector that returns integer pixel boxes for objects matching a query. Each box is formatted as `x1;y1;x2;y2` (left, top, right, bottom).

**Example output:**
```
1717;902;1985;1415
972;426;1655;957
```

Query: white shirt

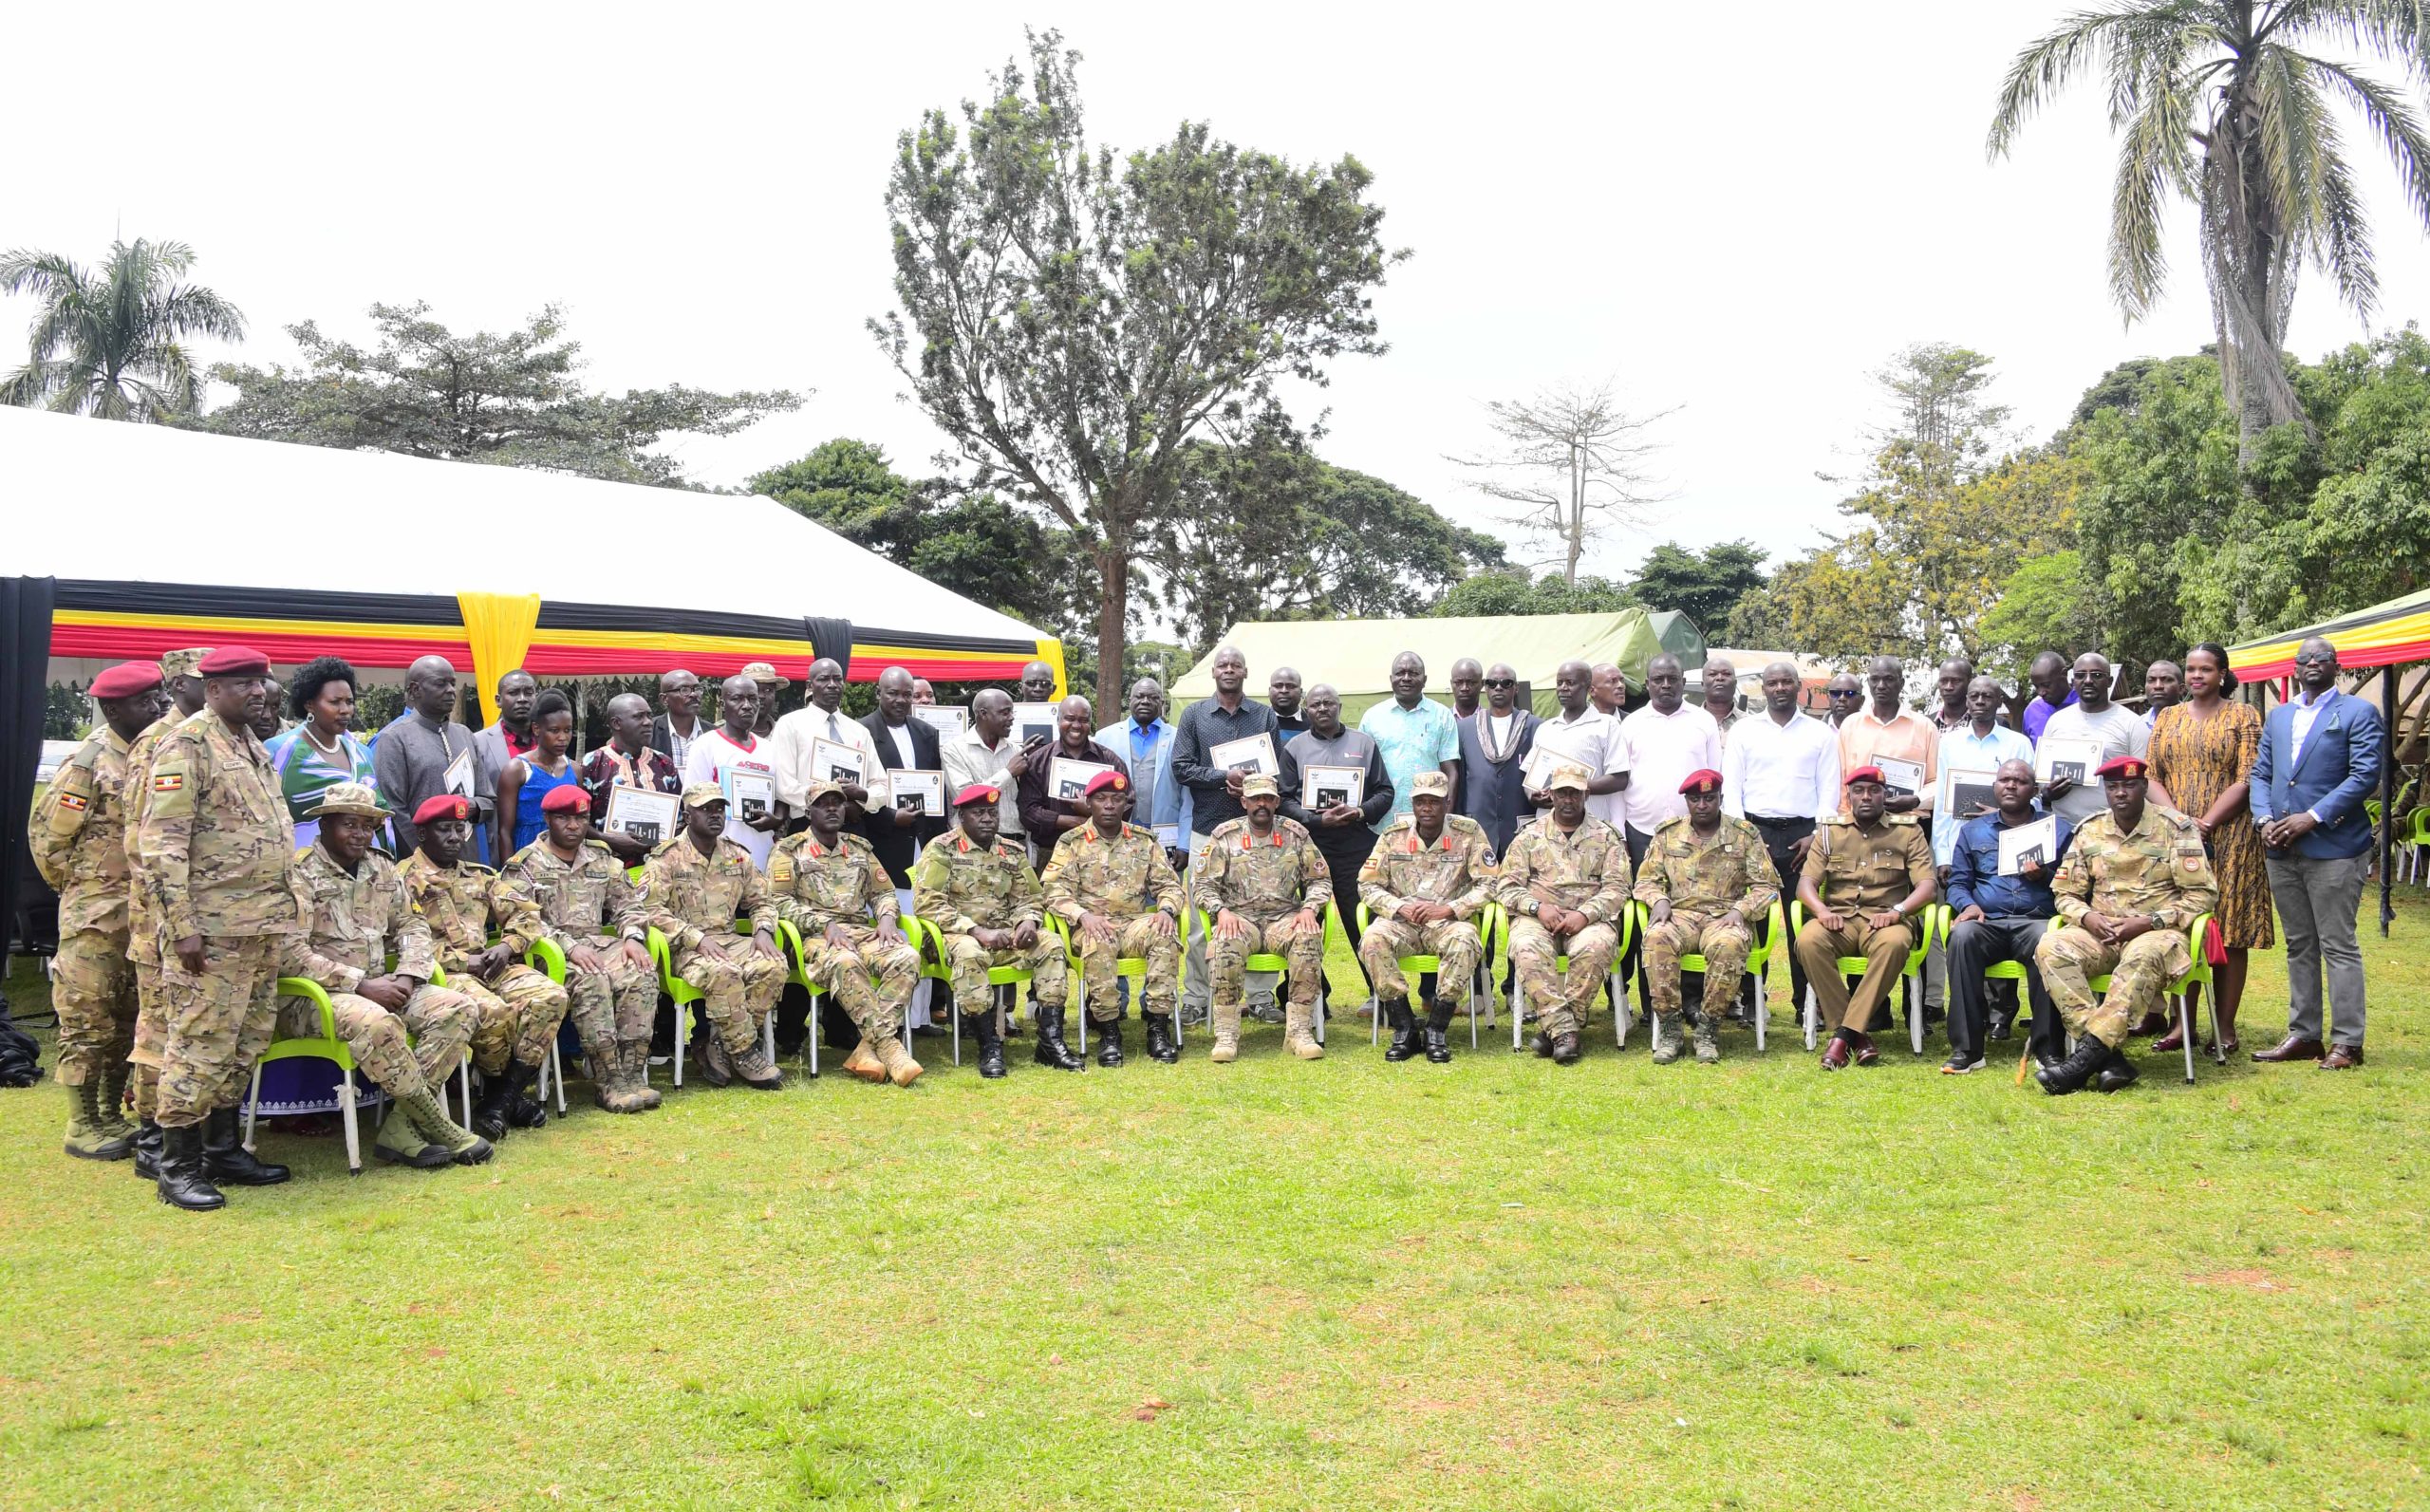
1723;709;1841;823
2290;687;2339;768
1931;720;2036;867
941;726;1022;839
683;728;779;868
769;704;888;814
881;720;918;771
1617;701;1724;834
1531;707;1628;829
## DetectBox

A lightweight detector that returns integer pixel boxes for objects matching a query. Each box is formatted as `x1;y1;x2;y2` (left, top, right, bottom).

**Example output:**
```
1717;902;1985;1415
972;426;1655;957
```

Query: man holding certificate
1942;758;2071;1075
769;657;888;834
1041;770;1187;1066
643;784;787;1091
1015;696;1129;868
1196;775;1332;1062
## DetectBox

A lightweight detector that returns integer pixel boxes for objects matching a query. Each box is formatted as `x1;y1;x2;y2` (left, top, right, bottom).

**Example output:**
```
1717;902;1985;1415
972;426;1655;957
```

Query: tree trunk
1094;541;1130;716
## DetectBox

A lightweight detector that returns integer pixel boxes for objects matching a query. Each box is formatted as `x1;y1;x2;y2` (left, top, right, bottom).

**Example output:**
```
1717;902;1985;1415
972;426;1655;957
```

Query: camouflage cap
1409;771;1452;799
1240;772;1280;800
740;661;790;688
1546;762;1593;793
304;780;390;821
803;777;845;805
159;647;214;681
682;781;727;808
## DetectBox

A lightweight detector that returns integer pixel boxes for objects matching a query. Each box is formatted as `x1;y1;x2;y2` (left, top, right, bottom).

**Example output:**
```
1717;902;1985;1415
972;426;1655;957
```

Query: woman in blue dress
493;688;581;867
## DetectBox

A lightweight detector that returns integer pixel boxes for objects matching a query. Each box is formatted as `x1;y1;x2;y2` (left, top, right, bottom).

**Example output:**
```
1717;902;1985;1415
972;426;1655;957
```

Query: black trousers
1945;915;2061;1065
1746;815;1816;1015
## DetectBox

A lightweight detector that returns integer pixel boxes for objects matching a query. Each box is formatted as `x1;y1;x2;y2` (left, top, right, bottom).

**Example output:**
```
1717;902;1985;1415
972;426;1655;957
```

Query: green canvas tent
1171;609;1706;722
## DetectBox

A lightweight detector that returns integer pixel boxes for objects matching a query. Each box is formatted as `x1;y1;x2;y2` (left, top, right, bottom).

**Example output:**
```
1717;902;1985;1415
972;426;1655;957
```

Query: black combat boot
1143;1013;1179;1064
1382;1000;1419;1062
2035;1035;2110;1096
2095;1046;2141;1093
971;1011;1007;1080
1423;999;1455;1064
471;1062;529;1141
156;1123;226;1211
1095;1016;1126;1068
1033;1004;1084;1071
202;1105;290;1185
132;1117;164;1180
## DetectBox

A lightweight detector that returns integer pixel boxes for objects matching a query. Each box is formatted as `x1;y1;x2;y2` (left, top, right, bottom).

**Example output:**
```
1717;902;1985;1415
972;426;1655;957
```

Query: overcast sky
10;2;2428;583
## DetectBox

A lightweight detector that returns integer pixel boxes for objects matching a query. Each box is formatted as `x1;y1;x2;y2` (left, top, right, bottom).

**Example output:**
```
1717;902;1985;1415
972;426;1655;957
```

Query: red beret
196;645;271;677
1083;769;1129;796
1844;765;1886;786
90;662;163;700
1677;768;1723;795
2095;755;2149;781
413;793;474;826
953;782;1001;808
539;785;589;814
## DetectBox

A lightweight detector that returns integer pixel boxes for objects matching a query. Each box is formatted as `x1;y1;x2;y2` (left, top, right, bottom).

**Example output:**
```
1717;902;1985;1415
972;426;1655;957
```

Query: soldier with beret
278;783;493;1168
1040;769;1187;1067
2032;756;2219;1095
1499;762;1633;1065
1636;768;1781;1065
494;783;661;1113
119;645;212;1177
643;783;787;1091
1197;772;1332;1062
34;661;165;1160
769;778;925;1087
1357;770;1495;1064
1793;765;1938;1071
398;793;570;1139
911;781;1076;1077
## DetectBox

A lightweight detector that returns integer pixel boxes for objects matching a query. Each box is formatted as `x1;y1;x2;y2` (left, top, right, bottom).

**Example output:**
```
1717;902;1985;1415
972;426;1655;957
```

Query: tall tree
872;30;1402;706
1448;380;1673;584
199;303;801;487
1988;1;2430;463
1630;539;1768;633
1;238;245;421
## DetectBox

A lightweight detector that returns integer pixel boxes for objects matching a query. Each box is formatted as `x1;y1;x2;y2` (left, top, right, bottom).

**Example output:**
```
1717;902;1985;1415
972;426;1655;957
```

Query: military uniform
397;849;570;1080
495;834;659;1110
1499;812;1633;1040
910;830;1067;1017
2035;805;2217;1049
1355;813;1496;1013
1039;820;1187;1053
1635;813;1781;1060
33;723;140;1153
1197;813;1332;1058
768;827;923;1082
642;831;785;1076
120;709;187;1127
1792;812;1935;1039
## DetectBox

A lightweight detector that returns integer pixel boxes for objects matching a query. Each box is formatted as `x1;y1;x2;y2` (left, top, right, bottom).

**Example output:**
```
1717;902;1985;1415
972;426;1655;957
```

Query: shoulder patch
152;771;186;793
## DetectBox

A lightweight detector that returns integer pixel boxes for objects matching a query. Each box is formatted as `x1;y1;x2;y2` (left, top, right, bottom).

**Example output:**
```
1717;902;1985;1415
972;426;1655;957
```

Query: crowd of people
30;632;2384;1212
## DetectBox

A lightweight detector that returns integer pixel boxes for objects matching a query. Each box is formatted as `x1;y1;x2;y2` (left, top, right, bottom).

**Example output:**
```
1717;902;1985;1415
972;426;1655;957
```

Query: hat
159;648;213;681
1546;762;1592;793
802;777;845;805
412;793;474;826
1409;771;1452;799
196;645;271;678
90;662;163;700
304;781;390;821
1082;769;1129;796
740;661;790;688
1677;768;1723;795
682;781;727;809
539;785;589;815
2095;755;2149;782
1844;765;1886;786
1240;773;1279;799
953;781;1001;809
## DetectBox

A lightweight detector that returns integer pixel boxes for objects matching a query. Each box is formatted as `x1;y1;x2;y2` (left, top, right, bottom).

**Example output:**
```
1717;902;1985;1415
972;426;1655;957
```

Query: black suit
858;712;947;888
646;711;708;763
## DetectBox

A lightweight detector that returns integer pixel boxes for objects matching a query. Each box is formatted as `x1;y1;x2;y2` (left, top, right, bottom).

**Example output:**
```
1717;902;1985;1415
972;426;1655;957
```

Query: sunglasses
1828;688;1861;698
1484;678;1516;689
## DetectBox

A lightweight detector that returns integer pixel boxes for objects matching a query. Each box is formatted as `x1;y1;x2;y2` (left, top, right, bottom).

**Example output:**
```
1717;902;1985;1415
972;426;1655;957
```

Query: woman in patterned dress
2146;643;2270;1054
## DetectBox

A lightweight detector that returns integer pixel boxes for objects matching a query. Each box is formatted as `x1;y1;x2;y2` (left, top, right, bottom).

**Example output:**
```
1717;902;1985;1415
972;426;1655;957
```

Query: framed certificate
913;705;969;737
1521;744;1567;793
1013;702;1060;748
603;785;680;847
1301;764;1366;812
810;737;867;787
442;744;477;802
1875;756;1924;798
891;769;945;815
726;770;776;825
1997;814;2060;875
1210;732;1279;777
1944;766;1998;822
1049;756;1115;803
2034;737;2101;788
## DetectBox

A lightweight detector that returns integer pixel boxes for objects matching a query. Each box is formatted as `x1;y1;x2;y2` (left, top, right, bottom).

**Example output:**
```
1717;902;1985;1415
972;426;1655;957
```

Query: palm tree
1988;3;2430;461
1;238;246;420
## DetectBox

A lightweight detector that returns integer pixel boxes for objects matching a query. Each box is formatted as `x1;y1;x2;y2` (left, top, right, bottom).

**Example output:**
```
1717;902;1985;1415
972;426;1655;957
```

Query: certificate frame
1049;756;1115;803
1521;744;1568;793
1944;766;1999;823
442;744;477;802
1997;814;2060;876
1209;732;1280;778
912;705;969;738
1012;702;1061;748
603;784;681;848
726;770;776;826
891;769;945;816
1301;764;1366;812
2034;737;2101;788
1874;756;1924;798
809;737;867;788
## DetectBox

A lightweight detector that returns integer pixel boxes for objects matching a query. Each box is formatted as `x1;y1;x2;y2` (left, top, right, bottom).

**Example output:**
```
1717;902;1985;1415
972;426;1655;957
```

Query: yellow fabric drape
457;592;545;725
1036;638;1068;699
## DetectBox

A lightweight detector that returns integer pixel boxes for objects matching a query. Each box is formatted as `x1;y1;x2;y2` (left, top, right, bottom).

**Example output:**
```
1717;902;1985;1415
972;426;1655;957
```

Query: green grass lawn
2;901;2424;1510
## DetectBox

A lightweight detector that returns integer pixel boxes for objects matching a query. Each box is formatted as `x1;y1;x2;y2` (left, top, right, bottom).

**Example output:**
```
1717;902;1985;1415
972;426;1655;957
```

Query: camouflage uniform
493;839;655;1074
1198;816;1331;1009
1355;814;1495;1004
120;711;185;1120
397;849;569;1074
1039;821;1187;1021
2035;805;2217;1048
136;711;298;1129
768;830;921;1042
1498;813;1633;1037
1635;814;1781;1053
32;726;140;1100
1792;814;1935;1035
642;833;785;1055
910;831;1067;1013
278;843;478;1102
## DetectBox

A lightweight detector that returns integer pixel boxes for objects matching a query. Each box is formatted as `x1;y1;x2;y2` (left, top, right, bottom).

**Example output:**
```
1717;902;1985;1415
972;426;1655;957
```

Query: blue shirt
1946;809;2072;919
1358;698;1461;821
2022;689;2078;743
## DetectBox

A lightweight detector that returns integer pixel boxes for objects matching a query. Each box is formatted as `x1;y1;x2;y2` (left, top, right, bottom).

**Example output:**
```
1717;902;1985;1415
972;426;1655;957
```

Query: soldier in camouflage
1040;769;1187;1067
769;778;924;1087
398;793;568;1140
1499;763;1633;1065
33;661;165;1159
134;646;301;1210
278;784;493;1167
910;781;1074;1077
644;783;787;1091
1636;768;1782;1065
495;783;661;1113
119;645;212;1178
1793;766;1938;1071
1357;770;1495;1064
1199;773;1332;1062
2033;756;2219;1095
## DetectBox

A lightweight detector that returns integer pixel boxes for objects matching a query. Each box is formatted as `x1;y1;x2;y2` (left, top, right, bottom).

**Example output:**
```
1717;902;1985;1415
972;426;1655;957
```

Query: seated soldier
644;783;786;1091
1636;768;1781;1065
1040;770;1186;1068
277;783;492;1167
1793;765;1938;1070
769;778;924;1087
911;781;1075;1077
1199;773;1332;1063
398;793;570;1140
495;783;660;1113
1500;763;1633;1066
1356;771;1495;1064
2033;755;2218;1095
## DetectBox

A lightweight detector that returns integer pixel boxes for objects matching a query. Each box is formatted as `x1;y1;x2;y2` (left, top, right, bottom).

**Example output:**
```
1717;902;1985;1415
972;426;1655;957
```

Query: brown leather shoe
2320;1043;2365;1070
1850;1032;1879;1067
2252;1036;2326;1063
1821;1037;1851;1072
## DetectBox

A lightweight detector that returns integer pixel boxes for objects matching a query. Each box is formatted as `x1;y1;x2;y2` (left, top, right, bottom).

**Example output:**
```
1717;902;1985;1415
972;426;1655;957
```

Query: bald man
1019;661;1060;702
770;657;889;831
581;691;684;866
375;655;487;855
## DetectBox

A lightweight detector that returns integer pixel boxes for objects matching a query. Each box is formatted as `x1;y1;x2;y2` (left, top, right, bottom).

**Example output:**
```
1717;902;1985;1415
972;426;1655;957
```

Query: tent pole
2385;664;2398;938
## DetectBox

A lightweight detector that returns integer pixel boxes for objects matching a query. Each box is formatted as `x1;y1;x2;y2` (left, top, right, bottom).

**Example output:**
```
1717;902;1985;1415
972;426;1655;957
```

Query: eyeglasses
2292;653;2334;666
1484;679;1516;689
1827;688;1861;699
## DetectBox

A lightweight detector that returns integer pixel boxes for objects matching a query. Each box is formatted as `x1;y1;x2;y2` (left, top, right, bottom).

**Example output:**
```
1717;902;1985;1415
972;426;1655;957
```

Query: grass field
2;901;2424;1511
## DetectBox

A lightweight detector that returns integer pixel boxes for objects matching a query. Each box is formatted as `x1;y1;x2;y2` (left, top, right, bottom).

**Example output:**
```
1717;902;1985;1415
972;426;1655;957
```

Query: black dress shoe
2252;1035;2326;1063
1987;1011;2014;1041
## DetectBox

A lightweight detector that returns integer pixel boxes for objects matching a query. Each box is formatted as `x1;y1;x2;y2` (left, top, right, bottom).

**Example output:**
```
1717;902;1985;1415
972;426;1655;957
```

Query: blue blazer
2249;692;2383;860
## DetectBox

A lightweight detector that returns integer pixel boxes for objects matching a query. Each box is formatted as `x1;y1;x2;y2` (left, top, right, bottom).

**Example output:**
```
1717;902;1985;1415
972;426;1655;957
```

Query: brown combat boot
1284;1003;1323;1059
843;1036;887;1083
875;1035;924;1087
626;1041;662;1109
697;1031;735;1088
1209;999;1243;1063
596;1043;651;1113
730;1043;785;1090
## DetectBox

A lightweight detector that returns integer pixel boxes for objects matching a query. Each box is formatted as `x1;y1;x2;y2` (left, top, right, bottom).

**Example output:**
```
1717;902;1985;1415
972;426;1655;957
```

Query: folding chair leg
672;1003;685;1090
459;1055;475;1126
951;997;961;1069
1509;980;1523;1053
1910;978;1925;1055
1612;972;1628;1048
2180;991;2198;1085
761;1012;776;1064
550;1039;568;1112
244;1064;263;1150
1804;985;1817;1052
339;1078;362;1175
1754;963;1767;1055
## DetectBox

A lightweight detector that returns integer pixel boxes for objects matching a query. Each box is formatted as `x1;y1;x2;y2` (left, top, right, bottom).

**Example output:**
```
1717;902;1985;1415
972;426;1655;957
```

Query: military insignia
153;773;185;793
57;793;88;812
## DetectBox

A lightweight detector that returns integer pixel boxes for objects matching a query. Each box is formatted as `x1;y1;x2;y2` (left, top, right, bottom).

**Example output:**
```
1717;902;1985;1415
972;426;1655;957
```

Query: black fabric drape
802;617;854;675
2;576;59;982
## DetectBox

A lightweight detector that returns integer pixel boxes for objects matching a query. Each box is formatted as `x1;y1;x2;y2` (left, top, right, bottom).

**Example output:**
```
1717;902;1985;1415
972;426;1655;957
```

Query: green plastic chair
1039;912;1167;1057
647;924;776;1088
245;974;477;1174
903;913;1050;1067
1790;901;1932;1053
520;938;571;1112
1631;898;1787;1055
1190;901;1337;1046
1353;900;1499;1050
